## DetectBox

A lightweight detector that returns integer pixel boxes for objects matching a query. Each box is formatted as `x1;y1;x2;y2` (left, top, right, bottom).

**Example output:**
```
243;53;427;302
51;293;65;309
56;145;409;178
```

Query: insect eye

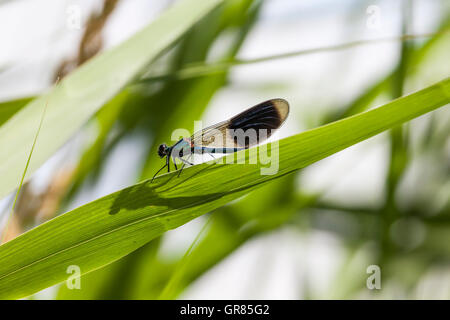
158;144;168;158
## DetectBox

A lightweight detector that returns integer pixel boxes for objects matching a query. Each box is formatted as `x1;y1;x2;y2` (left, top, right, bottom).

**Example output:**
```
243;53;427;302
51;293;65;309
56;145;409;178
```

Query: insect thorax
171;139;192;158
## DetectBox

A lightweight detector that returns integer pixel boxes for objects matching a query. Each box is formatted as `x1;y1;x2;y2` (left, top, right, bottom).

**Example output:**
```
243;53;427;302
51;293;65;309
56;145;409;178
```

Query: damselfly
152;98;289;181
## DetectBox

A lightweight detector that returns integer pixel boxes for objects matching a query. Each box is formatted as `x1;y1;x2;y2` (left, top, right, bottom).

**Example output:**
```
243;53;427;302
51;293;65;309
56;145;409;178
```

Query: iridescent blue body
173;138;243;157
160;138;243;173
152;98;289;182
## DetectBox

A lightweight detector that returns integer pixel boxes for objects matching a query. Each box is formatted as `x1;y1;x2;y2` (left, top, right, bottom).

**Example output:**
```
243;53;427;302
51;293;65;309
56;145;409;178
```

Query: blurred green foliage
0;0;448;299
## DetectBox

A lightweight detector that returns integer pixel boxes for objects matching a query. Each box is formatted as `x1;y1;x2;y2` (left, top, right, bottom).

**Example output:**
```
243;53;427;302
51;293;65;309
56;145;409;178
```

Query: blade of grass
0;77;448;299
1;93;50;243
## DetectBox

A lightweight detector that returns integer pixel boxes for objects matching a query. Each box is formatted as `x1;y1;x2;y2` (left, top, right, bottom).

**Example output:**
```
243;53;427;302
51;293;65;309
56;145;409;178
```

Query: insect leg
177;163;186;178
180;156;194;166
151;163;168;183
167;152;171;172
173;156;178;171
177;155;193;178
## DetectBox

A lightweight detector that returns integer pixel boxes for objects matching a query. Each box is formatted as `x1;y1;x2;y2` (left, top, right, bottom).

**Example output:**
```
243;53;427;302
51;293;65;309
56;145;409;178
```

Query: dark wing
191;98;289;149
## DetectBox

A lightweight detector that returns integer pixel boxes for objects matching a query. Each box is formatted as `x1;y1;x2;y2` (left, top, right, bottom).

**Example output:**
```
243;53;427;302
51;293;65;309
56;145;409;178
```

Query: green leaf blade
0;77;448;299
